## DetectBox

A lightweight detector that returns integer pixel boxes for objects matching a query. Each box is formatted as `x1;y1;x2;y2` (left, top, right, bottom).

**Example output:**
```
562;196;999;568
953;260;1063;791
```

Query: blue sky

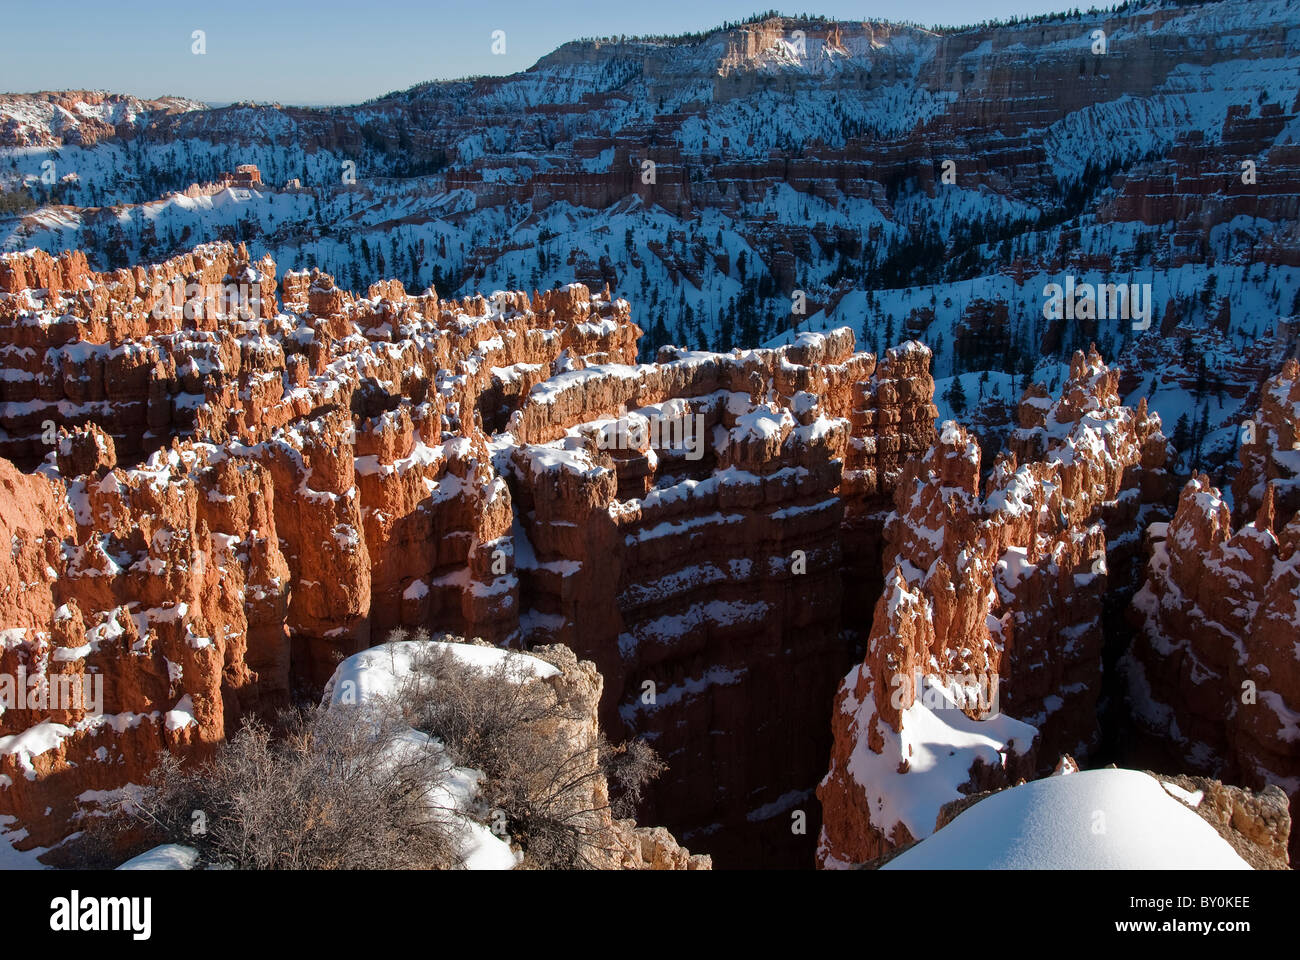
2;0;1088;105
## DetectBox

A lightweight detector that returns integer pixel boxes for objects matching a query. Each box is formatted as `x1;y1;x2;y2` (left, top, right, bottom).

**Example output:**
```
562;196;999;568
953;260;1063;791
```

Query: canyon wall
501;331;933;864
0;242;934;866
2;239;1289;871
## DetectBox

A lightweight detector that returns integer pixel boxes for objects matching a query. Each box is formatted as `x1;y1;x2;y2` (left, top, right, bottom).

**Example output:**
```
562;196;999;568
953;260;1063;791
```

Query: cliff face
501;332;933;864
817;346;1171;867
1125;360;1300;861
1233;357;1300;525
502;641;712;870
0;242;935;866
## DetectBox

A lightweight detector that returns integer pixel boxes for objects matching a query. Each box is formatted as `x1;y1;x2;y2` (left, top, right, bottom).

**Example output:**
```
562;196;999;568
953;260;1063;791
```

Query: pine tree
946;377;968;416
1172;413;1191;454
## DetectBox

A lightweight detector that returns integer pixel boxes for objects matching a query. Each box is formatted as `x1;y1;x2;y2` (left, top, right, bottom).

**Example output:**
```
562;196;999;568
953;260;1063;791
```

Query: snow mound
883;769;1251;870
323;639;558;708
116;843;199;870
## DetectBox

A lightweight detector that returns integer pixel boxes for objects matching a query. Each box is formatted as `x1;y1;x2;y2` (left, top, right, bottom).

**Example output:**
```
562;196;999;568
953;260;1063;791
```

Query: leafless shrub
73;631;664;871
118;706;462;870
605;737;665;815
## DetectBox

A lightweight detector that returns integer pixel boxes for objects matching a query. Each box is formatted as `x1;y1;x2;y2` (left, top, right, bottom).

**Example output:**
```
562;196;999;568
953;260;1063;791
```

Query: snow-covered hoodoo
1;241;1295;868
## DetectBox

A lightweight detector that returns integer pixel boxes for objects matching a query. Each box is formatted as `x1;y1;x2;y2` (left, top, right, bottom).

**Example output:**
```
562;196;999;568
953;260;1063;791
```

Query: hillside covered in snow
2;0;1297;494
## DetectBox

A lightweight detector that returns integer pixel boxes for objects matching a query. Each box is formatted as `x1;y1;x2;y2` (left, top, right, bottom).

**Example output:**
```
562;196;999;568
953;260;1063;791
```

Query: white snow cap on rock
322;639;558;708
883;769;1251;870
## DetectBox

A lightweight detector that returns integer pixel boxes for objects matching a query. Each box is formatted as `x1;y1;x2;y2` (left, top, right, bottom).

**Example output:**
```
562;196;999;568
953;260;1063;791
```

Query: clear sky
1;0;1089;106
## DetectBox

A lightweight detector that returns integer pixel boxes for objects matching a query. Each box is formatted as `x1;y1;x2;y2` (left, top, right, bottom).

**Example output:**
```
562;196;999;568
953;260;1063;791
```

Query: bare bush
76;633;664;871
120;706;462;870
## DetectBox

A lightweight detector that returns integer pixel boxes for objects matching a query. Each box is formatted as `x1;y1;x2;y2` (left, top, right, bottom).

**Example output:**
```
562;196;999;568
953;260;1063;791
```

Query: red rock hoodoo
0;242;935;866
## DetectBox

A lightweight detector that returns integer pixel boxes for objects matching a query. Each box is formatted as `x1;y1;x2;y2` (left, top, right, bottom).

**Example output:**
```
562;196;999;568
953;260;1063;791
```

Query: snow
0;817;48;869
1161;781;1205;808
618;598;768;657
0;711;171;779
3;23;1292;472
0;721;77;777
0;3;1297;868
623;665;745;717
525;438;609;481
834;665;1037;855
734;405;792;442
164;695;197;732
324;640;558;708
745;788;814;824
526;363;646;407
883;769;1250;870
996;546;1033;588
631;509;745;544
116;843;199;871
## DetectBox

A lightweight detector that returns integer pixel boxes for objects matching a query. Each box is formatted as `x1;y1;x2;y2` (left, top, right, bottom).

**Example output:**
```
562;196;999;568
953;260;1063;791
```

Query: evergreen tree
1171;413;1191;454
945;377;968;416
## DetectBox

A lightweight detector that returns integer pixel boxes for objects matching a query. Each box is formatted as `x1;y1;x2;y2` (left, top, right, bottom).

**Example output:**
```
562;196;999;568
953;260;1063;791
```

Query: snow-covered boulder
882;769;1251;870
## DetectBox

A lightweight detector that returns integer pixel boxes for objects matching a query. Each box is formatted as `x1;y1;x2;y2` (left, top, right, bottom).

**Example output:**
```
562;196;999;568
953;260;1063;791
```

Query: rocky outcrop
1146;772;1292;870
817;346;1171;867
168;165;266;202
1125;359;1300;861
0;91;204;148
1233;357;1300;524
1099;109;1300;267
515;641;710;870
